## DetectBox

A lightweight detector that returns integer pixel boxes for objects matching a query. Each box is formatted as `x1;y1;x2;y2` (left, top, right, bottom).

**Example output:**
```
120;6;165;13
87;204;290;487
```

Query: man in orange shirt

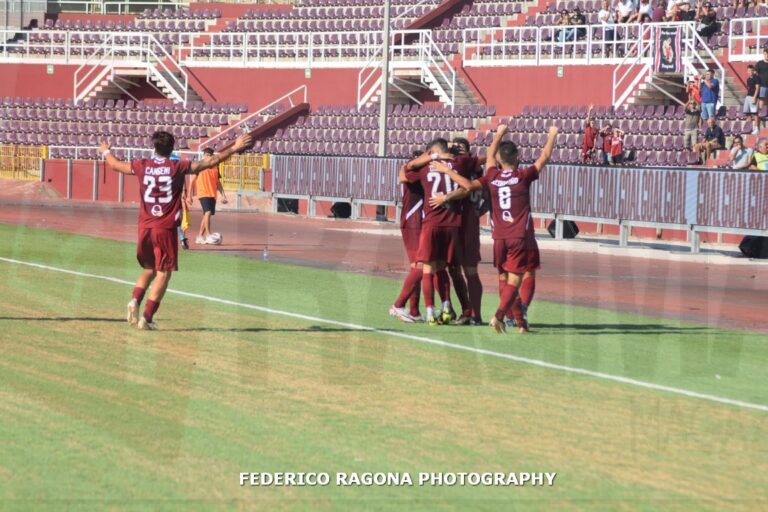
188;147;229;245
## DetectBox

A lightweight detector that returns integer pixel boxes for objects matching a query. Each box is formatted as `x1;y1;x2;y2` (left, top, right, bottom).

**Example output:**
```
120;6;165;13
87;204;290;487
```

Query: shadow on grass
533;323;715;335
0;316;124;323
165;325;387;334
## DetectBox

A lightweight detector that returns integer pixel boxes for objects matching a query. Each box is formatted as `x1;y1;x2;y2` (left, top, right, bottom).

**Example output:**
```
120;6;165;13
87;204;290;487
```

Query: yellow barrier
219;153;268;192
0;144;46;181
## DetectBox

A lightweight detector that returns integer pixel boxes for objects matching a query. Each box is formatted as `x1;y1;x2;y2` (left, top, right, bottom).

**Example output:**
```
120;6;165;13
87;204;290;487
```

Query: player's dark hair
202;147;215;156
411;149;423;158
152;131;175;157
497;141;519;166
452;137;470;154
427;138;449;153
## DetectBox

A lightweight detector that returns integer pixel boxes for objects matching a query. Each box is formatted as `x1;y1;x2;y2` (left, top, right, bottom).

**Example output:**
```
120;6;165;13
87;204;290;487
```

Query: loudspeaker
276;198;298;214
547;220;579;239
739;236;768;259
330;201;352;219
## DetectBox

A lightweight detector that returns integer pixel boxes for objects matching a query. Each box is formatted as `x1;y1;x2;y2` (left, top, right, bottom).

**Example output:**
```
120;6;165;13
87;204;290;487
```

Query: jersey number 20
143;176;173;204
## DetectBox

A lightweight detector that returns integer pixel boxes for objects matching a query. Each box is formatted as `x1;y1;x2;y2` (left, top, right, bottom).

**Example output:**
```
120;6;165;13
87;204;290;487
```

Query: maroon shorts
458;220;481;267
137;228;179;271
401;228;421;264
493;237;540;274
416;226;458;264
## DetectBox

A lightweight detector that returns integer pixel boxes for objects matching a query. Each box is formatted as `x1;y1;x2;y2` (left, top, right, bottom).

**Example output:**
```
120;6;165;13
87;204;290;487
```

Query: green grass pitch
0;224;767;510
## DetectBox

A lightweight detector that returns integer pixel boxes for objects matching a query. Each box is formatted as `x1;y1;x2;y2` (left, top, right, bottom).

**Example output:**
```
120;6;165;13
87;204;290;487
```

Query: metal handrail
73;33;116;104
201;85;308;149
728;17;768;62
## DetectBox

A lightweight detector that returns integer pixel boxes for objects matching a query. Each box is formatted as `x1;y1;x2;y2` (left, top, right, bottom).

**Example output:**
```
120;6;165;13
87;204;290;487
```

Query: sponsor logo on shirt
151;204;164;217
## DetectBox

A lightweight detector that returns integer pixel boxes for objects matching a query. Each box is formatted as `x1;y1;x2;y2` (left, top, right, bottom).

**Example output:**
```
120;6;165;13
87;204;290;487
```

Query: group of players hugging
389;124;559;334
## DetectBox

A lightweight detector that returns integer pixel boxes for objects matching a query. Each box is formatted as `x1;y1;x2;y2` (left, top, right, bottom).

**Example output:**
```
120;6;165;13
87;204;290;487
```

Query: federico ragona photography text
239;472;558;487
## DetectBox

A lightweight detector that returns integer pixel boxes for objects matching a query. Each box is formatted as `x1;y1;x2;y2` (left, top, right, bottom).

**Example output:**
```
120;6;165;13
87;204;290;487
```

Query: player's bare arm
485;124;508;171
398;164;409;184
404;150;452;171
534;126;559;174
98;143;132;174
187;175;197;205
432;161;480;192
190;134;252;175
429;188;469;208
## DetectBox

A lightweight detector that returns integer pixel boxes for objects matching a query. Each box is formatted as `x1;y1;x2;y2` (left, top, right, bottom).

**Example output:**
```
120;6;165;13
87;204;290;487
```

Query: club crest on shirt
151;204;163;217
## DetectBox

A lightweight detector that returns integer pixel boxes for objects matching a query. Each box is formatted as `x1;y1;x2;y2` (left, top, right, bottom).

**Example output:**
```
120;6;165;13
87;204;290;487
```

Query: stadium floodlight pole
377;0;391;157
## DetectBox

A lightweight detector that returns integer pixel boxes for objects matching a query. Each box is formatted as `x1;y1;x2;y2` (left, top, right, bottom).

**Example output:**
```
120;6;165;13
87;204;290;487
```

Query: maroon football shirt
400;181;424;230
477;165;538;240
405;155;474;228
130;157;192;229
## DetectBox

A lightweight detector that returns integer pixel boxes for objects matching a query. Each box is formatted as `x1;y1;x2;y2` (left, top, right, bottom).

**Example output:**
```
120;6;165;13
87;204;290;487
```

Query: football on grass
206;232;223;245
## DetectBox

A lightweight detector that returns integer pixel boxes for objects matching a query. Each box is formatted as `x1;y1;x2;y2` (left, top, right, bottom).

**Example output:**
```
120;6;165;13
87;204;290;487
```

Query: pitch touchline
2;256;767;414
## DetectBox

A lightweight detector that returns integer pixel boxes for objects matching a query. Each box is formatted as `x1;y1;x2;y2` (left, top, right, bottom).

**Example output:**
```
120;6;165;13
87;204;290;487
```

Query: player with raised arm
433;124;558;334
402;139;474;326
98;131;252;330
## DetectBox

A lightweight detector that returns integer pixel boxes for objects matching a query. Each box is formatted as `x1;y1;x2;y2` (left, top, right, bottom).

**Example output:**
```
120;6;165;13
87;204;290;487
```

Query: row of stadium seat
42;19;211;32
0;97;246;114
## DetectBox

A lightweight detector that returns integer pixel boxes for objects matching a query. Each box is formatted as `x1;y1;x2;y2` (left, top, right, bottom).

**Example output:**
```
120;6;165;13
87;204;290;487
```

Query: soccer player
98;132;252;330
428;138;485;325
401;139;474;325
188;147;230;245
390;158;425;323
433;124;558;334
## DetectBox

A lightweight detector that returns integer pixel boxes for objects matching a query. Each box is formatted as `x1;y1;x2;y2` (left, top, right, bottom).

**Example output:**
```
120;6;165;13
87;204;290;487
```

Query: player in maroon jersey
429;137;486;325
401;139;475;326
433;124;558;334
390;158;426;323
98;131;252;330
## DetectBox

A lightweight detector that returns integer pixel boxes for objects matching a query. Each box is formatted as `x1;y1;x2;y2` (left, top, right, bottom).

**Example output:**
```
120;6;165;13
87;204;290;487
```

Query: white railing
200;85;307;150
357;30;456;109
180;30;385;68
462;22;707;67
72;32;188;105
612;24;655;107
47;145;198;160
46;0;188;14
146;35;189;105
728;17;768;62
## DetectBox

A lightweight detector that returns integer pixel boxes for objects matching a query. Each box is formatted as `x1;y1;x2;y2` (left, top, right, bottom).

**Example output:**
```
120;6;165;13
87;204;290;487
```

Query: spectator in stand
581;104;600;163
599;124;613;165
751;139;768;170
651;0;667;20
556;10;574;42
630;0;654;22
728;136;753;170
683;97;702;151
745;64;761;134
617;0;636;22
609;127;625;165
756;49;768;125
598;0;616;56
699;70;720;123
571;7;587;39
695;2;720;39
693;117;725;163
666;2;683;20
686;76;702;103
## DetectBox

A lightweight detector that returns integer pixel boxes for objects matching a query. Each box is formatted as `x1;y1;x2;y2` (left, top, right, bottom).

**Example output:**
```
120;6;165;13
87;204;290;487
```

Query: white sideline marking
2;256;767;414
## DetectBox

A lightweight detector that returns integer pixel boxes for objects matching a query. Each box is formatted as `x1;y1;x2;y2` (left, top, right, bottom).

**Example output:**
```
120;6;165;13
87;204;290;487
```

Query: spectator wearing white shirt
630;0;653;21
598;0;616;55
728;136;753;170
617;0;636;22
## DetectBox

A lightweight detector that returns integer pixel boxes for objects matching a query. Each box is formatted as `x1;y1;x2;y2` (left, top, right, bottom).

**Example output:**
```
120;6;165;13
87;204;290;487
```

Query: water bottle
263;245;269;261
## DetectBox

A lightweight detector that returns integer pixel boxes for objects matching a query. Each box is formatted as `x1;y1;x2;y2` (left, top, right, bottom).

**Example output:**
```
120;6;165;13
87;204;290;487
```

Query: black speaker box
547;220;579;239
739;236;768;259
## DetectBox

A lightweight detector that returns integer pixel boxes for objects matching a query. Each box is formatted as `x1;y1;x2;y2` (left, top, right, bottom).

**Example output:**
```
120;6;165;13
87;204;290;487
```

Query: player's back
400;181;424;230
481;165;538;240
408;156;474;228
131;156;192;229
